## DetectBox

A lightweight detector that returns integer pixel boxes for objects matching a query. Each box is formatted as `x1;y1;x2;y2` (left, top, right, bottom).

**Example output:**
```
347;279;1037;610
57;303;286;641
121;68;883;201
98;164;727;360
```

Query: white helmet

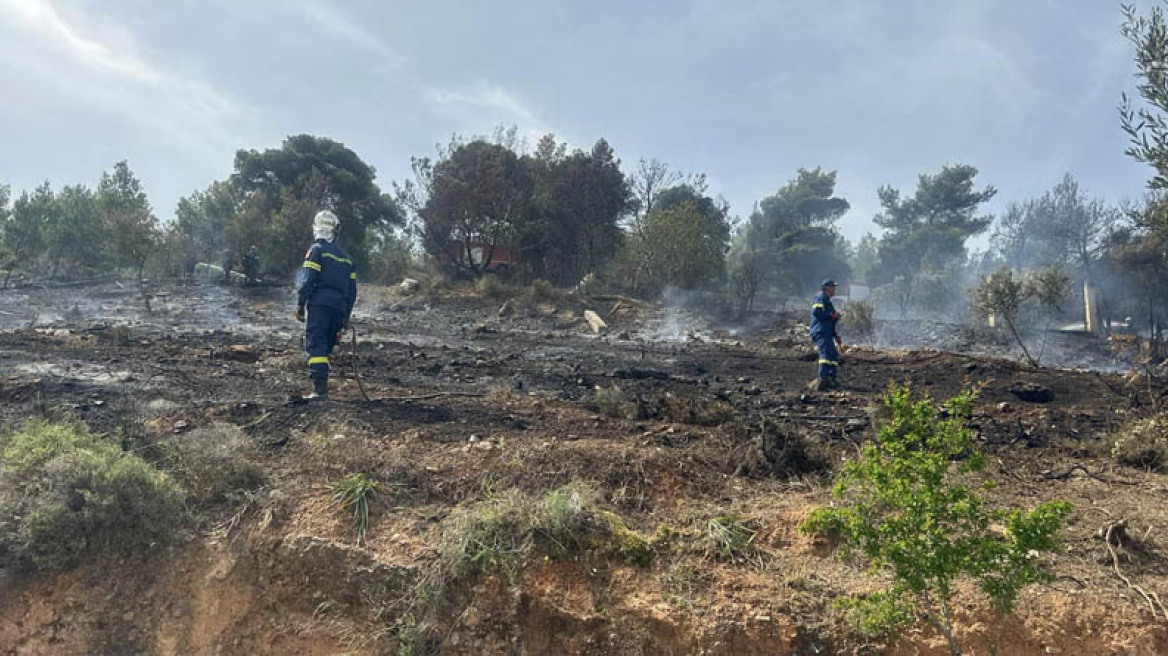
313;210;339;241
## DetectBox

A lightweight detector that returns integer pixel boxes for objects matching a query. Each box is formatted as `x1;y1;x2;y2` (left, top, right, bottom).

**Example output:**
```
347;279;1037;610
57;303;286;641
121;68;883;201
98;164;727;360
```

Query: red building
442;241;518;272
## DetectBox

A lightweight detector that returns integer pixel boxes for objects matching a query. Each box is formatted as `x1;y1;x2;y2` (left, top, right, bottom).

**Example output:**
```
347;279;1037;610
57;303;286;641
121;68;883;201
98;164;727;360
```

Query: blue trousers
814;334;839;379
305;306;344;381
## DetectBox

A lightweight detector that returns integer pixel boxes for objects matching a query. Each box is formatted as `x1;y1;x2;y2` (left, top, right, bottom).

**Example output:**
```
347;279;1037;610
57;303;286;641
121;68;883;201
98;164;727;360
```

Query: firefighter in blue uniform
295;211;358;401
810;278;843;390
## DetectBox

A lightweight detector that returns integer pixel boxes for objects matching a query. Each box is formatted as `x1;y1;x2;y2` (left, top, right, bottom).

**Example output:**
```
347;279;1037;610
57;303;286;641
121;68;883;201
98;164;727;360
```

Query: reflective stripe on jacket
809;291;838;339
297;239;358;316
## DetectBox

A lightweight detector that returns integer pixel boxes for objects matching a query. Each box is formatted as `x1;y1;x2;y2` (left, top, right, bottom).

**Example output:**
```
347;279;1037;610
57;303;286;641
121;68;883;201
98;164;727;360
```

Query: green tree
1115;3;1168;350
850;232;879;281
175;180;235;268
3;183;52;287
413;139;533;278
97;161;159;281
727;223;766;314
639;198;729;290
523;136;633;285
231;135;400;276
870;165;996;286
801;385;1071;656
991;174;1118;278
970;267;1071;367
47;184;104;278
0;181;10;279
735;168;852;299
1121;2;1168;192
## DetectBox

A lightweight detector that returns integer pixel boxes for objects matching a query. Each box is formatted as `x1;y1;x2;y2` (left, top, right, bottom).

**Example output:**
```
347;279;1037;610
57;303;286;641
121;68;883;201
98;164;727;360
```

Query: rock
399;278;420;294
584;310;608;334
1009;383;1054;403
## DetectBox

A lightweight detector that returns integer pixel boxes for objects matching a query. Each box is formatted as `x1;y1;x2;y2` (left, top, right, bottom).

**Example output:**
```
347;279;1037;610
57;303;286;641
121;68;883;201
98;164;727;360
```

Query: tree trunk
1004;314;1038;367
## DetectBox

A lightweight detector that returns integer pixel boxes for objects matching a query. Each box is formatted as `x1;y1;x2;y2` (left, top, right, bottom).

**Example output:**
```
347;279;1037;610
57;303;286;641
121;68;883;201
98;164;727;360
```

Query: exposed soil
2;279;1167;655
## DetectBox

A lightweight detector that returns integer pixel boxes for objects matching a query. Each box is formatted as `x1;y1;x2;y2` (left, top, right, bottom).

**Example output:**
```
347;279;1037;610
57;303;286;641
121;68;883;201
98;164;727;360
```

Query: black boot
307;377;329;401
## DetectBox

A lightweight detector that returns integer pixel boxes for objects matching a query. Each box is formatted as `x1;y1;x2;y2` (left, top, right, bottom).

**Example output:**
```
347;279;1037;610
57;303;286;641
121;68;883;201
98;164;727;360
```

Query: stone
584;310;608;334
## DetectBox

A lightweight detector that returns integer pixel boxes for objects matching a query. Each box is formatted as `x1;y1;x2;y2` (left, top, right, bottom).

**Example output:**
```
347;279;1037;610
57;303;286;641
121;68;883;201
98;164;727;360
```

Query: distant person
242;245;259;284
220;248;233;283
295;210;357;401
810;278;843;391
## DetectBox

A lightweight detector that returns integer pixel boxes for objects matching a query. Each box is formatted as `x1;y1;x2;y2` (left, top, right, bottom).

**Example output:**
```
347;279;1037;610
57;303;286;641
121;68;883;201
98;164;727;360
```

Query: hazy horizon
0;0;1153;245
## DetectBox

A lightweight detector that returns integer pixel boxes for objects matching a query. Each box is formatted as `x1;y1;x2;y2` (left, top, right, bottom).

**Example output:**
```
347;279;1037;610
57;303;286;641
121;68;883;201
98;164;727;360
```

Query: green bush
0;419;186;572
332;473;378;545
437;483;653;582
800;385;1071;655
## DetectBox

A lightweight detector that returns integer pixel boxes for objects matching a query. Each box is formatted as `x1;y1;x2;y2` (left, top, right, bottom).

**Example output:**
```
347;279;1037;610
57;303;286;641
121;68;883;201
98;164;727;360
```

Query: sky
0;0;1155;245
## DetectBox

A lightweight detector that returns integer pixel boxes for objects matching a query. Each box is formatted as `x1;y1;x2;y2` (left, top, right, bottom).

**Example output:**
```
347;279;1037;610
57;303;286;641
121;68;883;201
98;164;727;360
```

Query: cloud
426;81;554;147
297;1;405;67
0;0;265;157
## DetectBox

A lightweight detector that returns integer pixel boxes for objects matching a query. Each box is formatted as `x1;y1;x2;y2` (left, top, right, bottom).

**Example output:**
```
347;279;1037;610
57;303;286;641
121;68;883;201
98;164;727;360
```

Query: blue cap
821;278;837;288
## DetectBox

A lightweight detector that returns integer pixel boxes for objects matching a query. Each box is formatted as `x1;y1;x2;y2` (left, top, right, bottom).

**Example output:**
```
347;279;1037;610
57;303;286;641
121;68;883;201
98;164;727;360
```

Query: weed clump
735;418;830;479
437;482;654;581
0;419;186;573
800;384;1071;655
170;423;263;506
526;278;558;302
840;299;875;339
475;274;506;298
704;514;763;564
331;473;378;545
593;385;628;419
1111;415;1168;471
663;394;734;426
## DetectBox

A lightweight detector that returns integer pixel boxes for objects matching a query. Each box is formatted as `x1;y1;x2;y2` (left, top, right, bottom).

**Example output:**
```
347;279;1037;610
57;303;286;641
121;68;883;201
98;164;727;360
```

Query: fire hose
344;323;371;402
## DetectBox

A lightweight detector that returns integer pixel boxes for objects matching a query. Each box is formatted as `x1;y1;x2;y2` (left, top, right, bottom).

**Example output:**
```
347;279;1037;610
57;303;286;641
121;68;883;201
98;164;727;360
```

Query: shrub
662;394;734;426
840;299;875;339
735;418;829;479
437;483;653;582
594;386;628;419
170;424;263;506
800;385;1071;655
0;419;186;572
527;278;557;302
1111;415;1168;471
475;273;505;297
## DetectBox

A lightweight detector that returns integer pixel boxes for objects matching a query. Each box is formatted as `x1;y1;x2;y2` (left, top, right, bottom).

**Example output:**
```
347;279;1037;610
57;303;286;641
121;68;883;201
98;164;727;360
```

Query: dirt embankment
1;281;1167;655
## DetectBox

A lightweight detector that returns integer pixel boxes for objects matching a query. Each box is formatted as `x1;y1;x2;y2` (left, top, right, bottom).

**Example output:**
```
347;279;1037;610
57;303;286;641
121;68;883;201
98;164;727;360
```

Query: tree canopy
227;135;400;275
870;164;996;285
736;168;852;298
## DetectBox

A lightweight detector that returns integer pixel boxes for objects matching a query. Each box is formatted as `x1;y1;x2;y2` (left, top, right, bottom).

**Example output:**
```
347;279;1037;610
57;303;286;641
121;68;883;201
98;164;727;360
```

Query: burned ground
1;280;1167;655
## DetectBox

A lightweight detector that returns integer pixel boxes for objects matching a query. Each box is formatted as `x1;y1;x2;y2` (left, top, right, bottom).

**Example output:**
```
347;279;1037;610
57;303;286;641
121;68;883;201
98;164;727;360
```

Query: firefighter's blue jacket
297;239;357;317
809;291;838;339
